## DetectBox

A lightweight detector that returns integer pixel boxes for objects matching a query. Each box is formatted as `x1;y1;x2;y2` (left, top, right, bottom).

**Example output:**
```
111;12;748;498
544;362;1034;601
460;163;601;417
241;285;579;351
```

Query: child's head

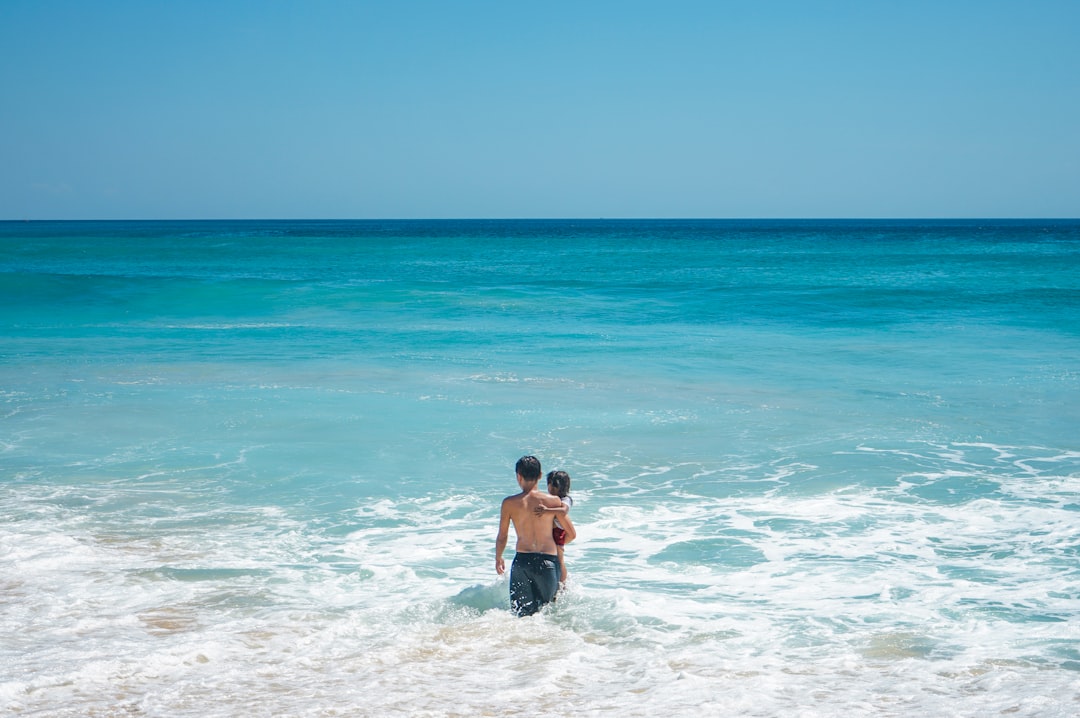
546;470;571;498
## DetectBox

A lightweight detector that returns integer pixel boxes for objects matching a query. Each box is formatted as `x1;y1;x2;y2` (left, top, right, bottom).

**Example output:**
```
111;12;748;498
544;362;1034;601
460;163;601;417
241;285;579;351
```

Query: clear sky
2;0;1078;219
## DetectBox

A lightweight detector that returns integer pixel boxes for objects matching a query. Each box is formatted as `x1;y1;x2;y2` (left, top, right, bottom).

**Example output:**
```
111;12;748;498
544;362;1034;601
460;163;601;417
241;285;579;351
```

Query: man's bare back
503;488;562;554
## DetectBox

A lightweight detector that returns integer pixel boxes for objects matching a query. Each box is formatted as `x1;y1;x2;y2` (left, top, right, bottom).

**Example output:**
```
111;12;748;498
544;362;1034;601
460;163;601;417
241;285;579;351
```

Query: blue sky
2;1;1078;219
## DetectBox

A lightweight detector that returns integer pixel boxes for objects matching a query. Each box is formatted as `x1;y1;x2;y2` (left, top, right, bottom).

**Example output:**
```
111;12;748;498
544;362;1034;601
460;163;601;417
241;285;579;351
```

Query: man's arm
558;510;577;544
495;498;511;575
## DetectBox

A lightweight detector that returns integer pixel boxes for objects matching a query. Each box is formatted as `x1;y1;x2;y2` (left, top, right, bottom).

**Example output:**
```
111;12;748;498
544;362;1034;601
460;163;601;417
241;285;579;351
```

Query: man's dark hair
515;455;542;482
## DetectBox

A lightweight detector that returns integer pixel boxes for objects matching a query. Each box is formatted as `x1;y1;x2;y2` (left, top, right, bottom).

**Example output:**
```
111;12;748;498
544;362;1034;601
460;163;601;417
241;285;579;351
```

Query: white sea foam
4;446;1079;717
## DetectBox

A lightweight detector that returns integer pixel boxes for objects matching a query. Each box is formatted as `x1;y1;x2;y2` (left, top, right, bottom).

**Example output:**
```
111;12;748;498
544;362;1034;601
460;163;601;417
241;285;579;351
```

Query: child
538;470;575;584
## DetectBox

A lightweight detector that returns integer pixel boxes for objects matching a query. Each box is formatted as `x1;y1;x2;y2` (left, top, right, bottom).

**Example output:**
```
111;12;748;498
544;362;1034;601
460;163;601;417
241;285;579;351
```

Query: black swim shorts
509;552;559;617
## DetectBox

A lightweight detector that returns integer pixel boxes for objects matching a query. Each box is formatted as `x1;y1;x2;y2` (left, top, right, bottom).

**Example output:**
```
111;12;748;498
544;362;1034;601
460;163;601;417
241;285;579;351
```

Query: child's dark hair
546;470;571;498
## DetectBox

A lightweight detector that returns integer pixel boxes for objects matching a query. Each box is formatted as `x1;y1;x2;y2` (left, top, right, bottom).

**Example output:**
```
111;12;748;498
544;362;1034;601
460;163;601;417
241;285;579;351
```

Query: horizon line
4;217;1079;223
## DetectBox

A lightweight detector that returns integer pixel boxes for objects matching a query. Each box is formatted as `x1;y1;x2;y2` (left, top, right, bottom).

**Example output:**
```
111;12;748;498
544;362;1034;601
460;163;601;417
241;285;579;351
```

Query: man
495;455;565;616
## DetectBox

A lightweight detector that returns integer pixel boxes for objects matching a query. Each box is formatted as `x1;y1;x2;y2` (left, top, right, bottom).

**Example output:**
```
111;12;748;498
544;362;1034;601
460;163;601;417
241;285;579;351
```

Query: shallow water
2;219;1079;716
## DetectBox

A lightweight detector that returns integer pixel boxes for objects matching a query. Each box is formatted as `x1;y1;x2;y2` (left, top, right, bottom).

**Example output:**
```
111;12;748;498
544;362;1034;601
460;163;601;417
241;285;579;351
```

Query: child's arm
533;503;568;517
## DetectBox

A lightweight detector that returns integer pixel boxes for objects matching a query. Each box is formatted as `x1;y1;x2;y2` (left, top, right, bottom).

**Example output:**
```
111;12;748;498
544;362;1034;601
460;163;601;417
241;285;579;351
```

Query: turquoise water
2;219;1079;716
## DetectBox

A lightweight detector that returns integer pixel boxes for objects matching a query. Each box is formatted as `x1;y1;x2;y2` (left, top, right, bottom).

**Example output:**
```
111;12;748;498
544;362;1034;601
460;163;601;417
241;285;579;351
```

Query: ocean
2;219;1078;716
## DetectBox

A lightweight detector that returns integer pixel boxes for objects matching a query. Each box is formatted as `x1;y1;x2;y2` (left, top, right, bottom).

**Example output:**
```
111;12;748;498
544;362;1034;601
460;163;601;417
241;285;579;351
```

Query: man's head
515;455;542;483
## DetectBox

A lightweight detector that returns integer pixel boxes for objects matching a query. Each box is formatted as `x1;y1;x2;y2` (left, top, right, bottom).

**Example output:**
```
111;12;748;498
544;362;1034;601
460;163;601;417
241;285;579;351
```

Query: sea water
1;219;1078;717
